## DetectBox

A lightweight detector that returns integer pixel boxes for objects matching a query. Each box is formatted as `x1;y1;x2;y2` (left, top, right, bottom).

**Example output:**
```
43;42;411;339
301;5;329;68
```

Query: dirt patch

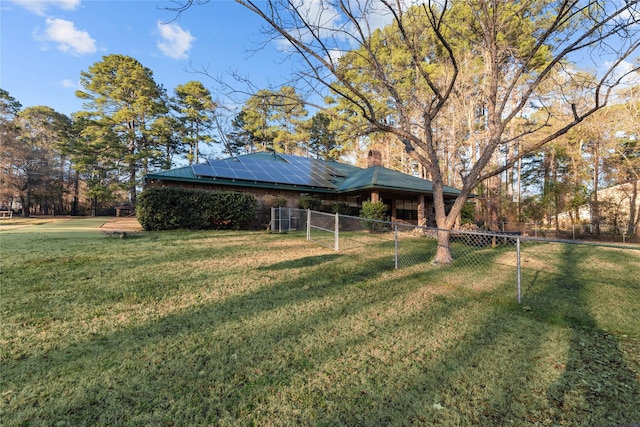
100;216;143;232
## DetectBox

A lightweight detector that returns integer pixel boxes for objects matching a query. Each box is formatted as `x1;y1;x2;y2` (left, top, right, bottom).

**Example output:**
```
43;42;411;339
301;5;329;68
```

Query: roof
337;166;462;196
145;152;463;197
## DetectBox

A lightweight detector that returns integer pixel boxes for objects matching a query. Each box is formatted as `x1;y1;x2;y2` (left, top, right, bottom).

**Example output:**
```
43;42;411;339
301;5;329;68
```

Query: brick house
144;150;464;226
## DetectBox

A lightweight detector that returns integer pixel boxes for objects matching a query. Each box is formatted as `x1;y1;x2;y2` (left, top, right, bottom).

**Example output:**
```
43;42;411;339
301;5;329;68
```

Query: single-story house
556;180;639;235
144;150;465;226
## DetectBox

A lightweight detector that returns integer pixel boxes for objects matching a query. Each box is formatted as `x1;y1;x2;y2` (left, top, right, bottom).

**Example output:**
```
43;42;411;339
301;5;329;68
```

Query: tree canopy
174;0;640;262
76;54;167;205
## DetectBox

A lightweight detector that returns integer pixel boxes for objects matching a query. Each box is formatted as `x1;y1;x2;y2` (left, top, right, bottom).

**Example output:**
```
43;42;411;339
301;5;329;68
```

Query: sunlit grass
0;216;69;228
1;220;639;425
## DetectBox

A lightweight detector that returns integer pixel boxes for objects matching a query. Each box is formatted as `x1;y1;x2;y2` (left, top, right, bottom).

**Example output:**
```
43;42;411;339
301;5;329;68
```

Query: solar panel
192;164;216;178
233;169;257;180
210;165;237;178
196;153;341;188
280;154;345;177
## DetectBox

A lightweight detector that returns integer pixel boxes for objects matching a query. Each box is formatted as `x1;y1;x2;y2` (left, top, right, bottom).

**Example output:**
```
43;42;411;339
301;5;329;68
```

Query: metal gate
270;207;306;233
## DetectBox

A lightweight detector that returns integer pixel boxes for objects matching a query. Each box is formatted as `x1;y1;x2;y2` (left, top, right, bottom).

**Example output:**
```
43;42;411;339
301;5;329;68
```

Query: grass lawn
1;219;639;426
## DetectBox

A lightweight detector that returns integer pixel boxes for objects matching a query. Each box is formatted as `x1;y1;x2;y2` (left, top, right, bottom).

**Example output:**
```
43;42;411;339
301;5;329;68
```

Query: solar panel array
191;154;348;188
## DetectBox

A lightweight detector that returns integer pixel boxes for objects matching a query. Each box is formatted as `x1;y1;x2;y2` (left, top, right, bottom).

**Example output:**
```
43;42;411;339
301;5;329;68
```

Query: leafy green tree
67;114;127;215
150;115;185;170
239;86;308;153
271;86;307;154
176;0;639;263
0;89;22;211
12;106;72;215
222;111;253;156
76;54;166;205
307;112;340;160
174;80;217;164
240;89;278;152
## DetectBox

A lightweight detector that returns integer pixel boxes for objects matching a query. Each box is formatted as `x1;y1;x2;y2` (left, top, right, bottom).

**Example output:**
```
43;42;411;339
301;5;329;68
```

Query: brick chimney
367;149;382;167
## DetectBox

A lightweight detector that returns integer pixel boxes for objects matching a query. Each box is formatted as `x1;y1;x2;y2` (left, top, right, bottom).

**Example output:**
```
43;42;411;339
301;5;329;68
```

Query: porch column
371;191;379;203
425;200;434;226
418;194;425;226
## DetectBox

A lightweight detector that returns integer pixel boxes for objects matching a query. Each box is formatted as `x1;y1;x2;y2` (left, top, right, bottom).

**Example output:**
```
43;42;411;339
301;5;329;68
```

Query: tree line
0;54;345;216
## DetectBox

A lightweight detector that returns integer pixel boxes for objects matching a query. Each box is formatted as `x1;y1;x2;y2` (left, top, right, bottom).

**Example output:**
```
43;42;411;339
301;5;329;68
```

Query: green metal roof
145;153;464;197
150;166;196;179
337;166;461;196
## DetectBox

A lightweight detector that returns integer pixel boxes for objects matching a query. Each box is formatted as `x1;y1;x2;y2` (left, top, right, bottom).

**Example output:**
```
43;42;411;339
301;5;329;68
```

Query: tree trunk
628;180;638;236
21;187;31;217
552;159;560;234
129;167;137;206
593;144;600;237
516;142;522;220
486;175;500;231
72;170;79;216
128;128;137;206
434;229;453;265
431;178;470;265
505;140;513;202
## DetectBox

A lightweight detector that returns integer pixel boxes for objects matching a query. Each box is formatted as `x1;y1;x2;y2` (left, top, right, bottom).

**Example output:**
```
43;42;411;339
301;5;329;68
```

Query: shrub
460;202;476;226
359;200;389;231
263;194;289;208
298;195;321;210
331;201;351;215
136;187;258;231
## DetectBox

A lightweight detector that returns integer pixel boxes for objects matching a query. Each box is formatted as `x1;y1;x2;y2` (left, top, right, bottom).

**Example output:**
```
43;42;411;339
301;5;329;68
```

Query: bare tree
173;0;639;263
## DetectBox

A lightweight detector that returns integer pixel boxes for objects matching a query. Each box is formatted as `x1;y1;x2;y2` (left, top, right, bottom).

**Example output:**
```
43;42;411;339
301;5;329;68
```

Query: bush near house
331;201;351;215
298;195;321;210
136;187;258;231
359;200;389;231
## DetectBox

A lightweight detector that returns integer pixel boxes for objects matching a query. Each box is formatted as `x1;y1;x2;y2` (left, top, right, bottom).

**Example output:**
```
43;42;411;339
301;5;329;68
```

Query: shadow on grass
543;245;640;425
4;234;640;425
2;245;517;425
259;253;342;270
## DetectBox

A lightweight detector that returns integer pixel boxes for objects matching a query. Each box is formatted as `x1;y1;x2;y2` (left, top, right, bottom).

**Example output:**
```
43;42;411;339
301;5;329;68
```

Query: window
396;199;418;220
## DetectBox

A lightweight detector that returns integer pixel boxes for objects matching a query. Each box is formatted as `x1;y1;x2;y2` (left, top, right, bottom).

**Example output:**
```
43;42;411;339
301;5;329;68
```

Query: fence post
334;212;339;251
307;209;311;241
394;224;399;269
270;207;275;231
278;206;282;233
516;237;521;304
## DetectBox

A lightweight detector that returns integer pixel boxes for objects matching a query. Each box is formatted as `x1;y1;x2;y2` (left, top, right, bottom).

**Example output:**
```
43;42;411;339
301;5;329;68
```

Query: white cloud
605;59;640;86
156;22;195;60
10;0;80;16
274;0;397;54
60;78;77;88
325;48;346;66
40;18;96;55
619;1;640;24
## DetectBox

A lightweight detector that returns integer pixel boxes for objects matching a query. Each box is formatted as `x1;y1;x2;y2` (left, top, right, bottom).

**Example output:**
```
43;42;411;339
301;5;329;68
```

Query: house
557;180;640;235
143;150;465;226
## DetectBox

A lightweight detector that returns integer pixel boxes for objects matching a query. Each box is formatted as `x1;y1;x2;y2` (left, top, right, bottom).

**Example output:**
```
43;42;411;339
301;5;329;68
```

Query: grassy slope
1;220;639;426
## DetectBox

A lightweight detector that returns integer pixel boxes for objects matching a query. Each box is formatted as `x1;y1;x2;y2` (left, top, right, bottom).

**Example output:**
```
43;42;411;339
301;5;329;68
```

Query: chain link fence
494;221;638;244
271;208;640;303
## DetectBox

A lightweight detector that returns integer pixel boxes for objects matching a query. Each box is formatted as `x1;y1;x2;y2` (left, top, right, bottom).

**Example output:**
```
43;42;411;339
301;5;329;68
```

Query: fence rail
270;208;640;304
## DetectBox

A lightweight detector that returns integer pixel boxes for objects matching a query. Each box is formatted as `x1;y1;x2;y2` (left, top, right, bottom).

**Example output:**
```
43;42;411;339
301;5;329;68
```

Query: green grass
1;220;639;426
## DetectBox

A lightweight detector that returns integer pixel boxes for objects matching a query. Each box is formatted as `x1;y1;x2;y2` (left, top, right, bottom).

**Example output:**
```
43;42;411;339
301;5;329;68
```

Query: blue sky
1;0;294;116
2;0;637;118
